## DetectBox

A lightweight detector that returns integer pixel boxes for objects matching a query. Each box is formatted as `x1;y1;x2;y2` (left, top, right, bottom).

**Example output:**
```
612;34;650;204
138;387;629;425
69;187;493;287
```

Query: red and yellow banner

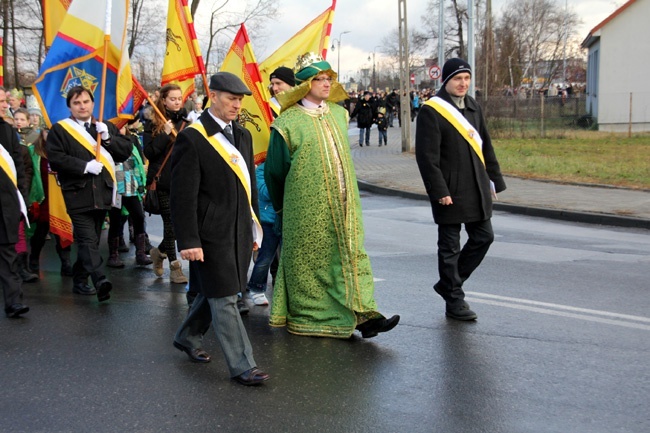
0;37;3;87
258;0;336;93
161;0;206;102
43;0;72;49
220;24;274;164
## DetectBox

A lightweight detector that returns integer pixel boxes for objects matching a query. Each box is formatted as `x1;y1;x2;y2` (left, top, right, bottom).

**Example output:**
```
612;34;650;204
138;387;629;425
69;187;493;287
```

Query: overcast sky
193;0;622;81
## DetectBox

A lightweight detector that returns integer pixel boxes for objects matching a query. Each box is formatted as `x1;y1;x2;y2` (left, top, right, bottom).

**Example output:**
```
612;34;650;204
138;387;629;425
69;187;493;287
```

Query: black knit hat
442;58;471;86
270;66;296;87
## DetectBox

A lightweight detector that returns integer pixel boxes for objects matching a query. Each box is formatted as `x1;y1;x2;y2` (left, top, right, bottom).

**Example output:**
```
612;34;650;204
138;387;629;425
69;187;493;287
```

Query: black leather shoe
96;279;112;302
173;341;211;363
356;315;400;338
5;303;29;318
446;300;477;321
72;283;97;295
237;298;249;315
233;367;269;386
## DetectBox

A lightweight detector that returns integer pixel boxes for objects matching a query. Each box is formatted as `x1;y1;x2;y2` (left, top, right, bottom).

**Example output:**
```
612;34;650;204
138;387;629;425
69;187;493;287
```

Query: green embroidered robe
265;101;383;338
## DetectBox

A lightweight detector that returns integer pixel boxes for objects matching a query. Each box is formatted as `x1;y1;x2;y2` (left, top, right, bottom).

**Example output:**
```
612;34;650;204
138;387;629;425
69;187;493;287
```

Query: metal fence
478;94;591;138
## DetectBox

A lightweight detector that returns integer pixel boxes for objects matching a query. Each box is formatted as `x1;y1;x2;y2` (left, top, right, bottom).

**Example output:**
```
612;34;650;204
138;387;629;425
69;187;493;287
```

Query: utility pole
398;0;411;152
438;0;444;89
467;0;475;98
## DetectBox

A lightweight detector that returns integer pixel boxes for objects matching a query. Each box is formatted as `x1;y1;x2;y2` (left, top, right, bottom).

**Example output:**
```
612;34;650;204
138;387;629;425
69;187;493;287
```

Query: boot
169;260;188;284
144;234;153;254
135;234;153;266
28;252;40;272
107;237;125;268
58;246;73;276
118;236;129;253
18;252;39;282
150;247;167;277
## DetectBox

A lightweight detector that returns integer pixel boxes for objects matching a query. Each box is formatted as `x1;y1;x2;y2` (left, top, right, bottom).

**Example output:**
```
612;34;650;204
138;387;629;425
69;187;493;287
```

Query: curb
357;180;650;230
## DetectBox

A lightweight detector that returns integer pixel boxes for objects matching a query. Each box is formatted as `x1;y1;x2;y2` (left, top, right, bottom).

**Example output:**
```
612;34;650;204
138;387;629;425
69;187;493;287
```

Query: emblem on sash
468;129;475;139
230;154;239;165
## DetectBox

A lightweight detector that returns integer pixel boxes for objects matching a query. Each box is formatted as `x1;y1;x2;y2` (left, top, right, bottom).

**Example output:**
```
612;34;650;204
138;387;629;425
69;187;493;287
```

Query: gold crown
293;52;324;73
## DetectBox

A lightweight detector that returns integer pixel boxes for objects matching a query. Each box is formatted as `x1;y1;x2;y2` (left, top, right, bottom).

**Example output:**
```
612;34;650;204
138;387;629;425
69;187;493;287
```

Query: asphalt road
1;193;648;433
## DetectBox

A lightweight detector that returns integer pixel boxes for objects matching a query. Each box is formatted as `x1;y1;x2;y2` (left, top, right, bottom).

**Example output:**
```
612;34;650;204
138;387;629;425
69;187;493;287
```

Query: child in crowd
376;107;388;147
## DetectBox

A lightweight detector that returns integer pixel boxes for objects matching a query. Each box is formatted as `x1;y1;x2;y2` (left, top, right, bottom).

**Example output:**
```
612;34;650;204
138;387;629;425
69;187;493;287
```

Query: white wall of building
595;0;650;132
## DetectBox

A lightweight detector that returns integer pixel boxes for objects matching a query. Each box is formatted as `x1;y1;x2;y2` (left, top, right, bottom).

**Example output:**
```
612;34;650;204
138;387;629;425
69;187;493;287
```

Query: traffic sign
410;73;415;84
428;65;441;80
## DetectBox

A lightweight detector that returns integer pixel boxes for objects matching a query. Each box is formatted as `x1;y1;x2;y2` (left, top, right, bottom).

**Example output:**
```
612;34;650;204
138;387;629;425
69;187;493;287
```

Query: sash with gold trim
59;118;119;207
425;96;485;166
188;121;263;247
0;143;29;224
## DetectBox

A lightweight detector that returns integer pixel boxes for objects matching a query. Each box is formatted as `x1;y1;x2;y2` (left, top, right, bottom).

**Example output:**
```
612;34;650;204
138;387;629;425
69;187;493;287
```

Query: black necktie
223;124;235;145
84;122;91;134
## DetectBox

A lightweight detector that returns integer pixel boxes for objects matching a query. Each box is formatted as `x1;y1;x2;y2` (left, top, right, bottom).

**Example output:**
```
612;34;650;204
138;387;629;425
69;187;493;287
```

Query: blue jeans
359;127;371;145
246;222;281;293
378;130;387;145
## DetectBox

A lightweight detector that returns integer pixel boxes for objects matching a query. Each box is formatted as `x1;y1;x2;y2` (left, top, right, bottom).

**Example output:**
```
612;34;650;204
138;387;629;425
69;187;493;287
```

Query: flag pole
132;77;179;137
96;1;112;161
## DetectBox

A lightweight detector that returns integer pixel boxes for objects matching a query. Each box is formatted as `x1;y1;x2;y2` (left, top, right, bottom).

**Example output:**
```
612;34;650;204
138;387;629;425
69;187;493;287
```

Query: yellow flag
220;24;274;165
161;0;206;101
258;0;336;94
43;0;72;48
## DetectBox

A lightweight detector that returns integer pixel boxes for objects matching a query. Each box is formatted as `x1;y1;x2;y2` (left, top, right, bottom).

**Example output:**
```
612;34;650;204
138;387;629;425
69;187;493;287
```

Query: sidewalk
350;121;650;230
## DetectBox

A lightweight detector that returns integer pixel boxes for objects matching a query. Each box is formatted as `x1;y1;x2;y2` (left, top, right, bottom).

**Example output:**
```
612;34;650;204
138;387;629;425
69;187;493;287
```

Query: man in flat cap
170;71;269;386
415;58;506;321
264;53;399;339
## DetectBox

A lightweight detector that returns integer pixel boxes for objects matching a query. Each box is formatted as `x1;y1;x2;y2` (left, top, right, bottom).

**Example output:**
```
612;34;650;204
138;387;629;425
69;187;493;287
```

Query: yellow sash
425;97;485;166
0;143;29;223
188;122;263;246
59;119;117;184
0;147;17;187
48;172;74;248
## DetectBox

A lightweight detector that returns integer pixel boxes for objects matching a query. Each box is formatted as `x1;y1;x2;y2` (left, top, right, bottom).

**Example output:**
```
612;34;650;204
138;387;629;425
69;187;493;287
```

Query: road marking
466;291;650;331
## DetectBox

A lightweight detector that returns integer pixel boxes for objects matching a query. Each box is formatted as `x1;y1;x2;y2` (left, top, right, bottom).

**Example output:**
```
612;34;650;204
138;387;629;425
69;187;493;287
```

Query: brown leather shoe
173;341;211;363
233;367;270;386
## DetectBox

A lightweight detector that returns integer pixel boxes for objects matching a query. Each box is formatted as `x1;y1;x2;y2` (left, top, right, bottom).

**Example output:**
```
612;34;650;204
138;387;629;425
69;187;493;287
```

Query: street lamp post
331;31;351;76
368;45;382;90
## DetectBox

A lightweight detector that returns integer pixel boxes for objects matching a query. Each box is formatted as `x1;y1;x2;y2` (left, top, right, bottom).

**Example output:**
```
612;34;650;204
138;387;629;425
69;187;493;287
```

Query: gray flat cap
209;72;252;95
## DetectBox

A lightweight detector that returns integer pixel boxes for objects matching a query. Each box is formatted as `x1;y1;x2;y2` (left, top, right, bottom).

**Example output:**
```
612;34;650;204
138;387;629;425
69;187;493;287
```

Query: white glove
84;160;104;175
95;121;110;140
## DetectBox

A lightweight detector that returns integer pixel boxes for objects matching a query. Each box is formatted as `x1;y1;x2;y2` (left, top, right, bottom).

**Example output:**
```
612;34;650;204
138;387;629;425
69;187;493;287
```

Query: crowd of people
2;55;505;387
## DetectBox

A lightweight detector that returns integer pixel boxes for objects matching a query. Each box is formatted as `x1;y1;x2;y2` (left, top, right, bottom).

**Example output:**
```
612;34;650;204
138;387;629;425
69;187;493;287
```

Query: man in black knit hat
415;58;507;321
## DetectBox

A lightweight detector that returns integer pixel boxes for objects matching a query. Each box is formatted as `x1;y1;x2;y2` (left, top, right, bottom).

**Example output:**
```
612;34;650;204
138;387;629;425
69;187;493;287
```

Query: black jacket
351;98;376;128
415;87;506;225
143;109;188;191
0;118;26;243
46;119;133;214
170;111;258;298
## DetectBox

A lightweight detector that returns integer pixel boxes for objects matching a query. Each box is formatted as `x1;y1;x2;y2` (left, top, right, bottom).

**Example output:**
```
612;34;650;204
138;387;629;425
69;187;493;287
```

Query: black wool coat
46;120;133;215
0;118;26;244
415;87;506;225
143;109;188;191
170;110;259;299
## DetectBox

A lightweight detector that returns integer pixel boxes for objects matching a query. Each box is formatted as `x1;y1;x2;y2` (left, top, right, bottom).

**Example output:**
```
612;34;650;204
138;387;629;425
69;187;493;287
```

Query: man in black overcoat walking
170;72;269;386
0;86;29;318
415;58;507;321
46;86;133;302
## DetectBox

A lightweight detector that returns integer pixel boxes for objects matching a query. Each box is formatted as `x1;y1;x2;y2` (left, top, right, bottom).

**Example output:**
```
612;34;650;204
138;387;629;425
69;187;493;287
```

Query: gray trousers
174;293;256;377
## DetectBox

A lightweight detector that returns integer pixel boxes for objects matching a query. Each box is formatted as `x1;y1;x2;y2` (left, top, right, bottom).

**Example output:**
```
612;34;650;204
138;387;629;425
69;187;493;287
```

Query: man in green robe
264;53;399;339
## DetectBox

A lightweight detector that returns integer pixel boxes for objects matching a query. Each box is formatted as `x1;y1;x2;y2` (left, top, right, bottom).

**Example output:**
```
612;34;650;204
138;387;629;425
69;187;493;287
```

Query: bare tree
202;0;279;70
496;0;581;90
